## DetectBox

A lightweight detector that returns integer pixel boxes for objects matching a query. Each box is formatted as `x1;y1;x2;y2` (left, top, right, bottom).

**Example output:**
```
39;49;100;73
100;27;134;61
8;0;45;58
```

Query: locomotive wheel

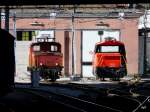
51;78;56;82
100;77;106;81
50;72;59;82
50;75;56;82
111;77;120;81
116;77;120;81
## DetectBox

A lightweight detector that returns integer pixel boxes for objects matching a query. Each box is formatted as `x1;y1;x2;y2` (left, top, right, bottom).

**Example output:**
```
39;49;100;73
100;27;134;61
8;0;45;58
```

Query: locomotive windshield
95;45;125;55
101;46;119;52
33;45;40;51
51;45;58;52
32;44;60;52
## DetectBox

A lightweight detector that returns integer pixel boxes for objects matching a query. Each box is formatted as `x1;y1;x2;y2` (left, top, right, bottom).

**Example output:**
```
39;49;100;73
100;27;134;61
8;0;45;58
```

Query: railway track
15;80;150;112
17;87;120;112
40;82;149;112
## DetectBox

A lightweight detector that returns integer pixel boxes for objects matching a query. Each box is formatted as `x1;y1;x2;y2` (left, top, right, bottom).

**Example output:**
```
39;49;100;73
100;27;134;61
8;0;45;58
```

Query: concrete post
5;7;9;31
0;9;1;28
31;70;40;87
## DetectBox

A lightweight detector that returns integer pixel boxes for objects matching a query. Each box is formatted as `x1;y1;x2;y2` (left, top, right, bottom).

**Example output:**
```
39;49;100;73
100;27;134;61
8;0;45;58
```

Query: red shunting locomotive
27;38;63;81
92;37;127;81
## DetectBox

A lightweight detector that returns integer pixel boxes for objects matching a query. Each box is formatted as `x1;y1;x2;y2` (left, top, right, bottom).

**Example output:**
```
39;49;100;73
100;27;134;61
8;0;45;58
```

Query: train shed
0;4;147;80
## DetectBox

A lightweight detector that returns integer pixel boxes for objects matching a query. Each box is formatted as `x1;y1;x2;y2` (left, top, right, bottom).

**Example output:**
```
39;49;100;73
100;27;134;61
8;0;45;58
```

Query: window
22;32;29;40
96;45;119;53
51;45;58;52
33;45;40;51
101;46;119;52
16;31;35;41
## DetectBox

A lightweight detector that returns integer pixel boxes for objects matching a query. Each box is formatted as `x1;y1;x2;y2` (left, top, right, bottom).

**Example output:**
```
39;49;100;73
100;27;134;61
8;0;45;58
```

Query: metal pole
100;35;102;42
72;14;75;75
144;28;147;75
0;9;1;28
71;6;77;76
143;10;148;75
13;12;16;76
73;23;77;76
80;31;83;78
13;12;16;38
5;7;9;31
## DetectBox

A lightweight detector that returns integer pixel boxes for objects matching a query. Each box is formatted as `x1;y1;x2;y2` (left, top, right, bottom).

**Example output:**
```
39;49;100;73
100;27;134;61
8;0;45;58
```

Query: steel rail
68;83;143;105
17;87;122;112
39;83;142;111
132;96;150;112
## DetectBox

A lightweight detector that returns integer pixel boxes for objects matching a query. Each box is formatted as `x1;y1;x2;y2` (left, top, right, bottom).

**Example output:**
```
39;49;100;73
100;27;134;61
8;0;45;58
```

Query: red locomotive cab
28;38;63;81
31;42;62;68
93;38;127;81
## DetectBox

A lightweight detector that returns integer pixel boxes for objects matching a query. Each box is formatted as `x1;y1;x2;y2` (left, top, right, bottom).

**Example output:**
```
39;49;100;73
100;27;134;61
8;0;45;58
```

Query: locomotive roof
96;40;124;46
30;41;61;47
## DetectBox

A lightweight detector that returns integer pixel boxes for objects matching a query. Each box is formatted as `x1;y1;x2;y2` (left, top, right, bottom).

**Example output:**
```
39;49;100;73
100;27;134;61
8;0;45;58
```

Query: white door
82;30;120;77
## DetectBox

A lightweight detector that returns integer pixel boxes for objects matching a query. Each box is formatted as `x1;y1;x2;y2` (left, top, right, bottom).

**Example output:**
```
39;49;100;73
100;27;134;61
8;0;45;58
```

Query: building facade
6;14;141;77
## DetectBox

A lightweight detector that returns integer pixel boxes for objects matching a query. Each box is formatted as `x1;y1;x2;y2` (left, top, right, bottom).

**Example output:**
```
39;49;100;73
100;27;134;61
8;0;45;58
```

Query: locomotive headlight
40;62;43;66
56;63;58;66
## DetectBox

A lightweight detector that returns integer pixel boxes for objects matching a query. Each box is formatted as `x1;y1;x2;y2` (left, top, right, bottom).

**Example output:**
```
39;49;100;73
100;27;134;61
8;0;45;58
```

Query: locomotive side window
33;45;40;51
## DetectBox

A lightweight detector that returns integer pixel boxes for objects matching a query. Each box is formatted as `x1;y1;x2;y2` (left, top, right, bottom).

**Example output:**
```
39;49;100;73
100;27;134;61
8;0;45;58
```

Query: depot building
3;10;143;77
